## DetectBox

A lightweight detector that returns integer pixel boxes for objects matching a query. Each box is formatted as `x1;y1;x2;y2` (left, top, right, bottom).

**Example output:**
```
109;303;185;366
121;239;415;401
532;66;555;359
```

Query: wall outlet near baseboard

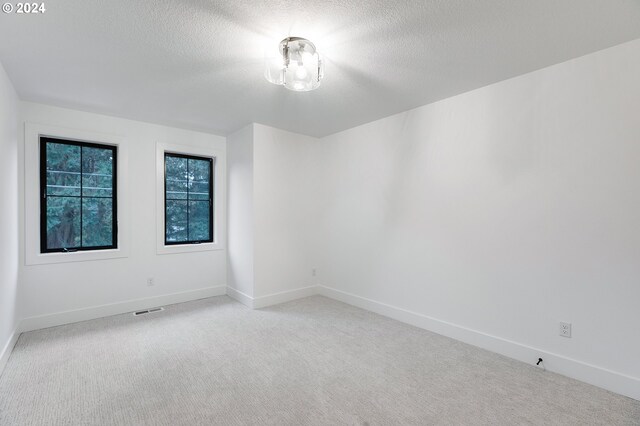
311;268;317;277
559;322;572;338
147;277;155;286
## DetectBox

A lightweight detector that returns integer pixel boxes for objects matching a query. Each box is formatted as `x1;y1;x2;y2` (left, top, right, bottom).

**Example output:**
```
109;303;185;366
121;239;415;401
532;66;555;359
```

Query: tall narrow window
40;137;118;253
164;152;214;245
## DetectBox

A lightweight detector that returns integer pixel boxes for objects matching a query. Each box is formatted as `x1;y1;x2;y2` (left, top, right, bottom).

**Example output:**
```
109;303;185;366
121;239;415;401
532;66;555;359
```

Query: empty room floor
0;296;638;425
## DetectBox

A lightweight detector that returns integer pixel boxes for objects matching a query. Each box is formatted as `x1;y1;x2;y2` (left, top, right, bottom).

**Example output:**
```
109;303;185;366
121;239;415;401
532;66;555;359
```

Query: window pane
166;200;188;242
41;139;118;253
46;143;81;196
82;198;113;247
189;200;210;241
165;156;188;200
82;146;114;197
188;158;210;200
46;196;81;249
164;153;213;245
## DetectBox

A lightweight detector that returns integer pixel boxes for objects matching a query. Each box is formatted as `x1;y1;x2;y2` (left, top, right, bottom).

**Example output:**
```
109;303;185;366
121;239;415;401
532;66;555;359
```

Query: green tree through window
40;137;117;252
164;152;213;245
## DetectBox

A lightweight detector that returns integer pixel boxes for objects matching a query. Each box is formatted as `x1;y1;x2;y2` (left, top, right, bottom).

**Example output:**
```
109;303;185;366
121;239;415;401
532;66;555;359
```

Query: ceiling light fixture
265;37;323;92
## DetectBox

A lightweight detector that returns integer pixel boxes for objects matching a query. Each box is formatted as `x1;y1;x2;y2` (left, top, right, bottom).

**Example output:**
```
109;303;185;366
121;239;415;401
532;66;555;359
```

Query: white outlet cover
559;322;572;338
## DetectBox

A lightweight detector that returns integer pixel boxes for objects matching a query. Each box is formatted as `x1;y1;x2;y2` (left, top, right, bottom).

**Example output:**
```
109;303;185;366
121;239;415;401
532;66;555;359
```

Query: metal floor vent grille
133;307;164;316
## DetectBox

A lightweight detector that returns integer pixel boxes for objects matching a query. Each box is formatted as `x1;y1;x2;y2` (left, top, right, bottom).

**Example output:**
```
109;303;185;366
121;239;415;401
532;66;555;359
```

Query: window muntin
40;137;118;253
164;152;214;245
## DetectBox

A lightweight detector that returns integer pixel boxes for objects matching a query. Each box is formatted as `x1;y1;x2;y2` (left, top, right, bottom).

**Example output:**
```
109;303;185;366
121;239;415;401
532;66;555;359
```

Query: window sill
156;242;224;255
25;248;128;266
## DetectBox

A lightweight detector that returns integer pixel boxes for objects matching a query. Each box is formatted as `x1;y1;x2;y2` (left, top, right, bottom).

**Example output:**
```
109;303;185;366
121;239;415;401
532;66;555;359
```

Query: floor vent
133;307;164;316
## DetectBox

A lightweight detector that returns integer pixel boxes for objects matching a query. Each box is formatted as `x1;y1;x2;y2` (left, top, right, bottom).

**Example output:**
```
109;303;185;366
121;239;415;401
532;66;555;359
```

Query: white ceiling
1;1;640;137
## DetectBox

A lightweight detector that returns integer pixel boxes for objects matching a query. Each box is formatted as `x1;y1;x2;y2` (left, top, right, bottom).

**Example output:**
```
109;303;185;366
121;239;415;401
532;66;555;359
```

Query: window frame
163;151;214;246
25;123;129;265
39;137;119;253
156;142;225;255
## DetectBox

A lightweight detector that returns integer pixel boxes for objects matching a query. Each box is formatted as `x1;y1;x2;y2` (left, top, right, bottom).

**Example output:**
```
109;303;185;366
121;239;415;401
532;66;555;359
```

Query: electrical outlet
559;322;571;338
147;278;155;287
311;268;317;277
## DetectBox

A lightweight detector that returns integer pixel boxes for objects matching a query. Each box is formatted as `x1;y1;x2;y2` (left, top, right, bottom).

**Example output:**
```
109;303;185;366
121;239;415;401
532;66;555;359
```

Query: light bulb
295;66;308;79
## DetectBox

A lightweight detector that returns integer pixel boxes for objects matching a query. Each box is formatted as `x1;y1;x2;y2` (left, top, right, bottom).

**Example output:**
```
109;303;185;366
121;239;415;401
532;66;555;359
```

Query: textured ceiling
1;0;640;137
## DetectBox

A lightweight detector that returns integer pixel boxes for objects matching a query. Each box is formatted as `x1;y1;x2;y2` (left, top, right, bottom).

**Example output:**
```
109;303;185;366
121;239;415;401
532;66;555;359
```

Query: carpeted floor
0;295;638;425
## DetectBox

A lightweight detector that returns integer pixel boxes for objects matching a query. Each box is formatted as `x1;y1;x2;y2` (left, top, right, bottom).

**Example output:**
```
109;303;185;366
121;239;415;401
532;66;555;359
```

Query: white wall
316;39;640;398
0;62;20;371
18;102;227;324
253;124;321;298
227;124;255;298
226;124;321;306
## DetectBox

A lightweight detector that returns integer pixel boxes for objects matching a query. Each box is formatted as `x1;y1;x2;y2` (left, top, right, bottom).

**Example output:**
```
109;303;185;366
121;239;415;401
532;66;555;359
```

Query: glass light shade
264;56;284;85
264;37;323;92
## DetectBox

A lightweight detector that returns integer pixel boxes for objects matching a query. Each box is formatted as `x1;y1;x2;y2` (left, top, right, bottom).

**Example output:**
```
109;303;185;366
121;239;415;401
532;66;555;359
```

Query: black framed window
40;137;117;253
164;152;214;245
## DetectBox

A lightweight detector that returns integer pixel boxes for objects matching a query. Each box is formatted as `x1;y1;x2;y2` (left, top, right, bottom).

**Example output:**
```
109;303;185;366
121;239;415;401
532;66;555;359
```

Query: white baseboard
318;285;640;401
20;285;227;332
253;285;318;309
226;286;254;309
226;285;319;309
0;328;21;379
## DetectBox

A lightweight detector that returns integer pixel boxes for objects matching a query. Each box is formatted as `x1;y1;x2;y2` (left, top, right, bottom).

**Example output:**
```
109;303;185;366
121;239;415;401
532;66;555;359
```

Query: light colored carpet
0;295;638;426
